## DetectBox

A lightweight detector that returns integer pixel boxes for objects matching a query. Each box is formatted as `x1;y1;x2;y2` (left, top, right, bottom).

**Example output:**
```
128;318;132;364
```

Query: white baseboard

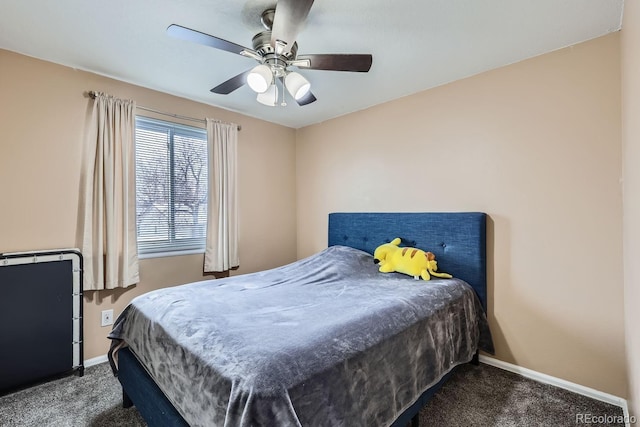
84;354;108;367
479;355;630;426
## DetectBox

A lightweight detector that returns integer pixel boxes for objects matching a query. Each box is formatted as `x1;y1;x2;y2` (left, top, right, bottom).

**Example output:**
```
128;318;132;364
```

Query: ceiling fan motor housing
251;31;298;77
252;31;298;59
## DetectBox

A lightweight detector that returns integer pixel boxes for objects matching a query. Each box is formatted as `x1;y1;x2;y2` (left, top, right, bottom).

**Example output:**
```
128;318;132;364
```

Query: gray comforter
109;245;493;427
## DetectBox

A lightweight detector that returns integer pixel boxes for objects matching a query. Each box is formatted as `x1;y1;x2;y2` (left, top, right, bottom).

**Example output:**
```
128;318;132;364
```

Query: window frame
134;116;208;257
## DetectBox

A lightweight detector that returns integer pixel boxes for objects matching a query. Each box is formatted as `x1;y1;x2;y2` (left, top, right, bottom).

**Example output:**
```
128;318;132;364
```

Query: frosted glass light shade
256;84;279;106
247;65;273;93
285;72;311;100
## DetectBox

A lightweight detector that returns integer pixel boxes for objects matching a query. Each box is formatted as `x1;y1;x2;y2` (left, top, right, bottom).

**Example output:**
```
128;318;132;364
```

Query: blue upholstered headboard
328;212;487;310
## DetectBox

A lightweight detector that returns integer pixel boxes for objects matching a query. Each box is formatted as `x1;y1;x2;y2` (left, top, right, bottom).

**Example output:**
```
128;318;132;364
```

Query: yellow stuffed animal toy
373;238;453;281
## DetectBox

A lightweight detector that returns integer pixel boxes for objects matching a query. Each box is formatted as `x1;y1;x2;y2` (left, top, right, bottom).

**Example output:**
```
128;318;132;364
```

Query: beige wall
296;34;626;397
622;1;640;417
0;49;297;359
0;30;630;399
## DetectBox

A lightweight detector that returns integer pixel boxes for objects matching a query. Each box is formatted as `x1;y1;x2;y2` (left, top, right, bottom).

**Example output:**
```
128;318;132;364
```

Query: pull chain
280;74;287;107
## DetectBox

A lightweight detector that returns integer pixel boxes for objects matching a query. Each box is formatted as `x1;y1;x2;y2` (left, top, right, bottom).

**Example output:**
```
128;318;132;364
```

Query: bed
108;212;493;426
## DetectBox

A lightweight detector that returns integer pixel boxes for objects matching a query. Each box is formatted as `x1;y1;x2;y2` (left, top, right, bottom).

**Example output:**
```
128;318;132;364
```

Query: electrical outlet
101;309;114;327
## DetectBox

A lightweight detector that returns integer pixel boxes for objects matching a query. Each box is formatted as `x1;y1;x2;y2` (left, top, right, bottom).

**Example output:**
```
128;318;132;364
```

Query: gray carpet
419;363;624;426
0;362;624;426
0;363;145;427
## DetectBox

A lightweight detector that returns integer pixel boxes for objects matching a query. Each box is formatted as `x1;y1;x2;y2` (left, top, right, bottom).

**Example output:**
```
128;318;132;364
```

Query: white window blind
135;116;208;255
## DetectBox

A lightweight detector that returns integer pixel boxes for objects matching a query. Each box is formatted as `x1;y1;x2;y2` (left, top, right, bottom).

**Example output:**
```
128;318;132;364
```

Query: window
134;116;208;255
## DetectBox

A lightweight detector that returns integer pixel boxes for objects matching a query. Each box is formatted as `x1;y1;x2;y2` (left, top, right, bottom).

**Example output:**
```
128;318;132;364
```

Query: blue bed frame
115;212;487;426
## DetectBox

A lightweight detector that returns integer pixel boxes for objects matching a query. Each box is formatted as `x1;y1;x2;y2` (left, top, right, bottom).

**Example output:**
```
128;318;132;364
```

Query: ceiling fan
167;0;373;107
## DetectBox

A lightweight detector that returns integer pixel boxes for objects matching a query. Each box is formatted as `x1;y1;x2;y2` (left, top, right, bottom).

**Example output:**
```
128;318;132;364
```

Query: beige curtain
79;92;139;290
204;119;239;272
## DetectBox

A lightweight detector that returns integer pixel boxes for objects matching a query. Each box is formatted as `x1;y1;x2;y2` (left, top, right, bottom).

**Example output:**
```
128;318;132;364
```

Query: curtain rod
87;91;241;131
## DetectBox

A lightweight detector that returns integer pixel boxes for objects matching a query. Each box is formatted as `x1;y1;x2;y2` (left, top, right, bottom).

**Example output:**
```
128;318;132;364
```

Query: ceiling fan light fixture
285;72;311;100
247;64;273;93
256;84;279;106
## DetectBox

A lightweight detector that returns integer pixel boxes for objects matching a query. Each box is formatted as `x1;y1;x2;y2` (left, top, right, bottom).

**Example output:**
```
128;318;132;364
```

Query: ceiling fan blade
270;0;314;54
295;54;373;72
211;70;251;94
167;24;251;56
296;91;317;106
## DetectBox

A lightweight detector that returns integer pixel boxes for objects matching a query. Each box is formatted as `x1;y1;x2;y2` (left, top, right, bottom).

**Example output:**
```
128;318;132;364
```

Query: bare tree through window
135;117;208;254
173;134;208;239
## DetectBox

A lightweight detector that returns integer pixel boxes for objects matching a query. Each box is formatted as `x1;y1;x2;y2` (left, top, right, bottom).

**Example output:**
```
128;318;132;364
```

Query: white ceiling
0;0;624;129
